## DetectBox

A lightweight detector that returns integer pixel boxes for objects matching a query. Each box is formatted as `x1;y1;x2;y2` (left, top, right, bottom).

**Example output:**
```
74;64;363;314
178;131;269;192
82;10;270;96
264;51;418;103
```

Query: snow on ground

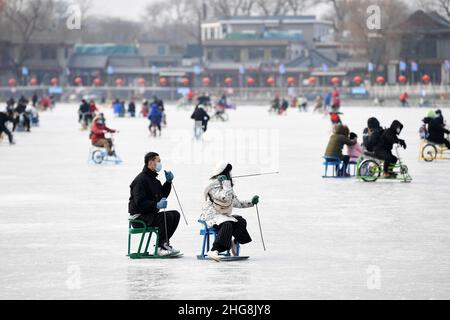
1;103;450;300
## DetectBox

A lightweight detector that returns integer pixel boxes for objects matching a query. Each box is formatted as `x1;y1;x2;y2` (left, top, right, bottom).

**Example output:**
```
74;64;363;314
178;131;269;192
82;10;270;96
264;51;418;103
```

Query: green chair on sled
128;219;183;259
127;219;161;259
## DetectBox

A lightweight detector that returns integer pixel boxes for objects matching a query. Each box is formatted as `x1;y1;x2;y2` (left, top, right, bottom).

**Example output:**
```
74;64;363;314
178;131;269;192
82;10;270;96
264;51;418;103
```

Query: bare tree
2;0;56;75
286;0;315;15
416;0;450;18
342;0;410;71
254;0;289;15
210;0;257;17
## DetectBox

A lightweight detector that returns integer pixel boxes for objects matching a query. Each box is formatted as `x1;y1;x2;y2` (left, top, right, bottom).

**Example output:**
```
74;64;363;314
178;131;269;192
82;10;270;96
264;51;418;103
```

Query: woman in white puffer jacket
200;161;260;262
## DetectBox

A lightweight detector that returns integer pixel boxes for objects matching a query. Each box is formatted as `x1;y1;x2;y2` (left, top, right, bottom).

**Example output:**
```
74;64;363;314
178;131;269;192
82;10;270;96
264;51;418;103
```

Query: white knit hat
213;161;231;176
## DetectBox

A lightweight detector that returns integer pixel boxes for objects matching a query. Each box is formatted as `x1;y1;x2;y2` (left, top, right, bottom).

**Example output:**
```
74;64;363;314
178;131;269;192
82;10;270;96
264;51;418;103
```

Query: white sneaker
157;247;172;257
207;250;221;262
163;243;180;255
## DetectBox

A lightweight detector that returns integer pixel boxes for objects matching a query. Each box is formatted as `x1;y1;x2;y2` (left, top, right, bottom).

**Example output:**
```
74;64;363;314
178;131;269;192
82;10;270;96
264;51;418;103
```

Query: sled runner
196;220;250;261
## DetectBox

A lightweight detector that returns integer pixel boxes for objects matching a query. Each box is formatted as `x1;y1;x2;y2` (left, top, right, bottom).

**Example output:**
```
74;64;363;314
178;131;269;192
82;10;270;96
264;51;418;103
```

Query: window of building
217;47;238;61
271;47;286;60
41;47;57;60
249;48;265;60
158;46;167;56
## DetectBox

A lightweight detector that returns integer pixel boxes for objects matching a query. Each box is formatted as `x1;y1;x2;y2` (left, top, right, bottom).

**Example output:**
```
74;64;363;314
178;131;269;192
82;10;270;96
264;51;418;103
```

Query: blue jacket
148;104;162;124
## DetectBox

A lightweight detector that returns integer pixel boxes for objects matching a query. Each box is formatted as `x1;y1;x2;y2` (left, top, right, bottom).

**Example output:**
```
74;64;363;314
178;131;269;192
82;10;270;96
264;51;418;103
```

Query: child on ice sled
200;161;260;262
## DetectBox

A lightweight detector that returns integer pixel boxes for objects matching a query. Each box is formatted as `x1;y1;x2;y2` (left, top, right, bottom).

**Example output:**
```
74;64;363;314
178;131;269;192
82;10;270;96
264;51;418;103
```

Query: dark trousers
340;155;350;174
375;150;398;173
0;124;13;143
13;114;30;132
133;211;180;247
430;137;450;149
212;216;252;253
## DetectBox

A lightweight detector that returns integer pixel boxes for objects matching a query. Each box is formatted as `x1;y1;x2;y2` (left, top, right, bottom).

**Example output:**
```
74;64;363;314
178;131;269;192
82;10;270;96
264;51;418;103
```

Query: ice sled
127;219;183;260
197;220;249;262
322;156;356;178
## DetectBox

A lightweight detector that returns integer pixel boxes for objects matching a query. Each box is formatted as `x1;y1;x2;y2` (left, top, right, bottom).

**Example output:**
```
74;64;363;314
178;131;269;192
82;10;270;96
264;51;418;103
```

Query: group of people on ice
421;109;449;149
270;87;341;116
325;116;407;179
128;153;260;261
1;95;43;145
112;99;137;118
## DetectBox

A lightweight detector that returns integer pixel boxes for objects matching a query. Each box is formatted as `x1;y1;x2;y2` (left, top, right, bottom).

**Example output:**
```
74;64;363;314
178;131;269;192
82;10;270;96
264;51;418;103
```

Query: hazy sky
89;0;151;20
89;0;328;20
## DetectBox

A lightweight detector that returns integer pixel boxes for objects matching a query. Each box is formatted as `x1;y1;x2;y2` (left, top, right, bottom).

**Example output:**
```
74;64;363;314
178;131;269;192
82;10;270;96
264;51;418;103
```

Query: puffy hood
390;120;404;134
334;125;346;136
368;117;380;129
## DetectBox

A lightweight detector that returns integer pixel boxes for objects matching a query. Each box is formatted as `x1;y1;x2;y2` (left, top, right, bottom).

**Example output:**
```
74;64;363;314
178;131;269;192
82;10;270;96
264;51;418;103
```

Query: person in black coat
363;117;384;153
0;106;15;145
13;99;31;132
423;115;450;149
374;120;407;178
128;101;136;118
191;105;210;132
128;152;181;256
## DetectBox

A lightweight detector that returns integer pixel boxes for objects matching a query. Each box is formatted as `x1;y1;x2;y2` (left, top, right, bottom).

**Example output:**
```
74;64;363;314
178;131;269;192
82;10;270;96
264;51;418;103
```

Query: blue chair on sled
322;156;354;178
197;220;240;260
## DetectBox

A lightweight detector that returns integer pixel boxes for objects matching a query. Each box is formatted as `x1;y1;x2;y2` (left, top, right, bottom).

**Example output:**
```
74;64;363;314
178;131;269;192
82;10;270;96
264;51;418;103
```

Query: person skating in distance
128;152;181;256
200;161;260;262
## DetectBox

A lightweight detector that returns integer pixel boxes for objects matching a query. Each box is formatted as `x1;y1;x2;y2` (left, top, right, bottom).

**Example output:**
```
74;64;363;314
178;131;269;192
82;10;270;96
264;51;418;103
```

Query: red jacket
91;122;116;144
89;103;98;113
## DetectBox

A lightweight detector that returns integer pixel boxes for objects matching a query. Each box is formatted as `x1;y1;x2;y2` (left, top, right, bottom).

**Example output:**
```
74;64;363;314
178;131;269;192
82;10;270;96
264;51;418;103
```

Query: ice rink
1;102;450;300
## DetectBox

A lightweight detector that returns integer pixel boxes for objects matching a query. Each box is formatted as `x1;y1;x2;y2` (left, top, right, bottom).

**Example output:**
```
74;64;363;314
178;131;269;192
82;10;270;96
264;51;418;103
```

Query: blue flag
399;61;407;71
411;61;418;72
368;62;374;73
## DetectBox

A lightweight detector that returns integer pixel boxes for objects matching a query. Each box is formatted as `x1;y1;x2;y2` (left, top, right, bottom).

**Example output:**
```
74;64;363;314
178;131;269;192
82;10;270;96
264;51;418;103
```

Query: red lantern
181;78;189;86
224;77;233;85
51;78;58;86
30;78;38;86
159;77;168;86
138;78;146;86
247;77;255;85
353;76;363;85
308;77;317;85
8;78;17;86
398;75;407;83
331;77;340;85
287;77;296;85
376;76;385;85
74;77;82;86
93;78;102;86
266;77;275;86
422;74;431;84
115;78;124;86
202;77;210;86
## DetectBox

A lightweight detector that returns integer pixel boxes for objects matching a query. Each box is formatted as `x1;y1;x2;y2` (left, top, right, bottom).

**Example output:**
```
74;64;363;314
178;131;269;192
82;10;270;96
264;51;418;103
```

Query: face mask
155;162;162;173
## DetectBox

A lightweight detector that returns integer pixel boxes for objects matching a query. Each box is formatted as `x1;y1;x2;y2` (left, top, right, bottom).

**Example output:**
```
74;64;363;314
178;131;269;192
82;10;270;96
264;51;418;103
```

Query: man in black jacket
128;152;181;256
363;117;384;153
423;113;450;149
0;106;15;145
374;120;407;178
191;105;210;133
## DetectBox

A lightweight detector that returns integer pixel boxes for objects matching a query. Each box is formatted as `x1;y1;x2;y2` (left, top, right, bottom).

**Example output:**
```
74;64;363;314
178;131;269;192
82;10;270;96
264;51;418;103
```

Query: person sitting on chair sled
374;120;407;178
128;152;181;256
200;161;260;262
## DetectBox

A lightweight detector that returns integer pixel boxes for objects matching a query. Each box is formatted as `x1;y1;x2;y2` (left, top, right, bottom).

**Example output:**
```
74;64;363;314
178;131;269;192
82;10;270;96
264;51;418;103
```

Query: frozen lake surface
1;103;450;300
